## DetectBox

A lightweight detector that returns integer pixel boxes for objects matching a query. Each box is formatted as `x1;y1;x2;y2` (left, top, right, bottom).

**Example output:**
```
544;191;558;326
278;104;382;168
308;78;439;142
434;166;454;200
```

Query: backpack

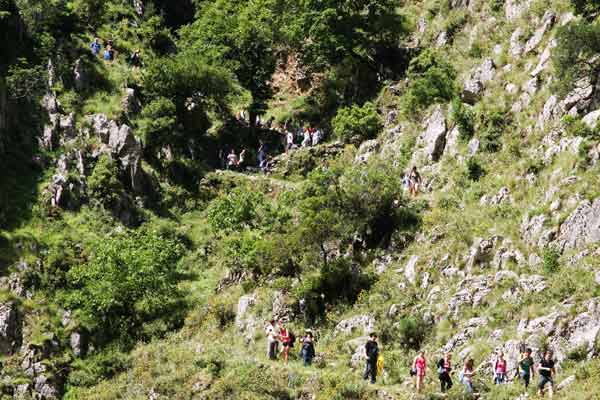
288;332;296;348
377;355;385;376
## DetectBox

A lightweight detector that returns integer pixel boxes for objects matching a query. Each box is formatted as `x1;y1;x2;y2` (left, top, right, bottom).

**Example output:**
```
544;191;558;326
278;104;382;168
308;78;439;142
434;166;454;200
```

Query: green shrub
465;157;486;181
542;247;561;274
396;316;427;350
450;98;475;141
400;49;457;115
478;107;509;153
87;155;124;209
332;102;382;142
64;227;186;346
562;115;600;139
67;348;131;388
138;97;177;152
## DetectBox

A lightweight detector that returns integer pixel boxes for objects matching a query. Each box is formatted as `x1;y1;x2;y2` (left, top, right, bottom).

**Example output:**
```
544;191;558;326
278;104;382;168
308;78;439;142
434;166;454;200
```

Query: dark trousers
363;361;377;383
439;372;453;392
268;341;278;360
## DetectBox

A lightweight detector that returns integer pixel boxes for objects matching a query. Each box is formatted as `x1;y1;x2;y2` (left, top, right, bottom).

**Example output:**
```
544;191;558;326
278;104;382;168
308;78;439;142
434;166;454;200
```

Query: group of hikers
406;340;556;397
265;320;316;367
90;37;142;67
264;327;558;398
219;116;324;173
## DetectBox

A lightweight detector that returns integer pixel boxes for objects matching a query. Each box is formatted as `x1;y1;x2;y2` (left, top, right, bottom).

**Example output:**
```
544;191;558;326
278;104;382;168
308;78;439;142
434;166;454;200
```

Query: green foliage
562;115;600;139
64;227;186;346
138;97;177;151
477;106;509;153
396;316;427;350
205;188;287;232
571;0;600;18
67;347;130;388
554;21;600;96
400;49;457;115
542;247;561;274
5;58;45;101
465;157;486;181
450;98;475;141
332;102;382;142
87;155;125;209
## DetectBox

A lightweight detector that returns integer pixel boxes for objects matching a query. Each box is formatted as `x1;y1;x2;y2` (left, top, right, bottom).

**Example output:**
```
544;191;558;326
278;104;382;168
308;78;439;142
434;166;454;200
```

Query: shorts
538;375;553;390
521;372;530;386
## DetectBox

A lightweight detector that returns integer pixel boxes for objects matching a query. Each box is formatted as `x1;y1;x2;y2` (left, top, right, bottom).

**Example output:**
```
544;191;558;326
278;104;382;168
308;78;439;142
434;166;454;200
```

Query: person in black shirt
537;350;556;398
437;352;453;392
363;332;379;384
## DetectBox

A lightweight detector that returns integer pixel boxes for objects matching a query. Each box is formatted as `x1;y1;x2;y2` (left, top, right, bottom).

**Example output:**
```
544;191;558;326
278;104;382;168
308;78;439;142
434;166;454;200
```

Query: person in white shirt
266;319;279;360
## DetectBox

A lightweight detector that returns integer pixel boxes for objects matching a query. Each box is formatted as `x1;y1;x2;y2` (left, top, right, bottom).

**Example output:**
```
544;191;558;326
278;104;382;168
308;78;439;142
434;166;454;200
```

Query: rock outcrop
556;198;600;252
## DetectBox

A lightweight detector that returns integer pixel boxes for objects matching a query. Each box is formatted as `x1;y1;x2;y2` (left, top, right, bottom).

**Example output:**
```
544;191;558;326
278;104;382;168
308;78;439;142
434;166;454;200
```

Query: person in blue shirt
90;37;102;56
103;45;115;62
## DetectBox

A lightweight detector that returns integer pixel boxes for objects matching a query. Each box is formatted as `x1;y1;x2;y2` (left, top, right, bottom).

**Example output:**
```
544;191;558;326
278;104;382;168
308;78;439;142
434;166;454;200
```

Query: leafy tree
449;98;475;141
332;102;382;142
64;228;186;346
179;0;277;124
554;21;600;96
571;0;600;18
87;155;125;209
400;49;457;115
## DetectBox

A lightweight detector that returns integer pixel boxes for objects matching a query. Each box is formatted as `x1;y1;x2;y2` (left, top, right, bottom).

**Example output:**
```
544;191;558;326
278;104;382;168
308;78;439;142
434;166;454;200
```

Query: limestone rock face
334;315;375;337
415;106;447;163
505;0;532;21
0;302;21;355
462;59;496;104
524;11;556;54
557;199;600;252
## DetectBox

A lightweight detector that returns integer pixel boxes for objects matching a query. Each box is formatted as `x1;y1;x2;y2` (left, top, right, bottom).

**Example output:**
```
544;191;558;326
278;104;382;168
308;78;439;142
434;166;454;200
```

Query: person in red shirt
494;350;508;384
413;350;427;393
278;320;291;364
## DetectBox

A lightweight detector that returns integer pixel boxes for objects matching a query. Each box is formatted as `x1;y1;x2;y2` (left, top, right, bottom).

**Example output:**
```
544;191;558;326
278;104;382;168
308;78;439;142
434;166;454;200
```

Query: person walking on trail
413;350;427;393
300;330;315;366
537;351;556;398
312;127;321;146
286;129;294;153
278;320;291;364
437;352;453;392
91;37;102;56
258;141;267;171
130;49;142;68
237;149;246;168
363;333;379;384
227;149;239;170
519;348;535;390
461;358;476;394
266;320;279;360
103;45;115;62
408;166;422;197
302;127;311;147
494;350;508;384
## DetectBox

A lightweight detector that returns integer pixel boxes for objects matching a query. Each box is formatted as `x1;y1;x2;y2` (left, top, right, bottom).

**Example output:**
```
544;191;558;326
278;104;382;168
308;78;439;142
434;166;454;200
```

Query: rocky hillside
2;0;600;399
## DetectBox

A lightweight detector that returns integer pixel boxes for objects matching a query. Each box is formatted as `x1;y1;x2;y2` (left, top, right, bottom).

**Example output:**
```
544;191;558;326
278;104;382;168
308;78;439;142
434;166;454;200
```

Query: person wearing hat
300;329;315;366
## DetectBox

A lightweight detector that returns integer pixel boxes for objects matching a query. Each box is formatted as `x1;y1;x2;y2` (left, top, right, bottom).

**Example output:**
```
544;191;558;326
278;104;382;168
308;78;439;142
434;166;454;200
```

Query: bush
543;247;561;274
87;155;124;209
332;102;382;142
396;316;427;350
450;98;475;141
478;107;509;153
562;115;600;139
465;157;486;181
64;227;186;346
400;49;457;115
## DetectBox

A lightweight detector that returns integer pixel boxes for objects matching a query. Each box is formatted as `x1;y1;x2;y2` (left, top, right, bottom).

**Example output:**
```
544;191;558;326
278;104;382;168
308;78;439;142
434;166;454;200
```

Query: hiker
227;149;239;169
266;116;275;130
312;127;321;146
130;49;142;68
302;127;311;147
408;166;422;197
90;37;102;56
413;350;427;393
103;45;115;62
258;142;267;171
278;321;291;364
286;129;294;153
537;351;556;398
494;350;508;384
461;358;476;394
519;348;535;390
238;149;246;168
363;332;379;384
437;352;453;392
266;320;279;360
300;330;316;366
